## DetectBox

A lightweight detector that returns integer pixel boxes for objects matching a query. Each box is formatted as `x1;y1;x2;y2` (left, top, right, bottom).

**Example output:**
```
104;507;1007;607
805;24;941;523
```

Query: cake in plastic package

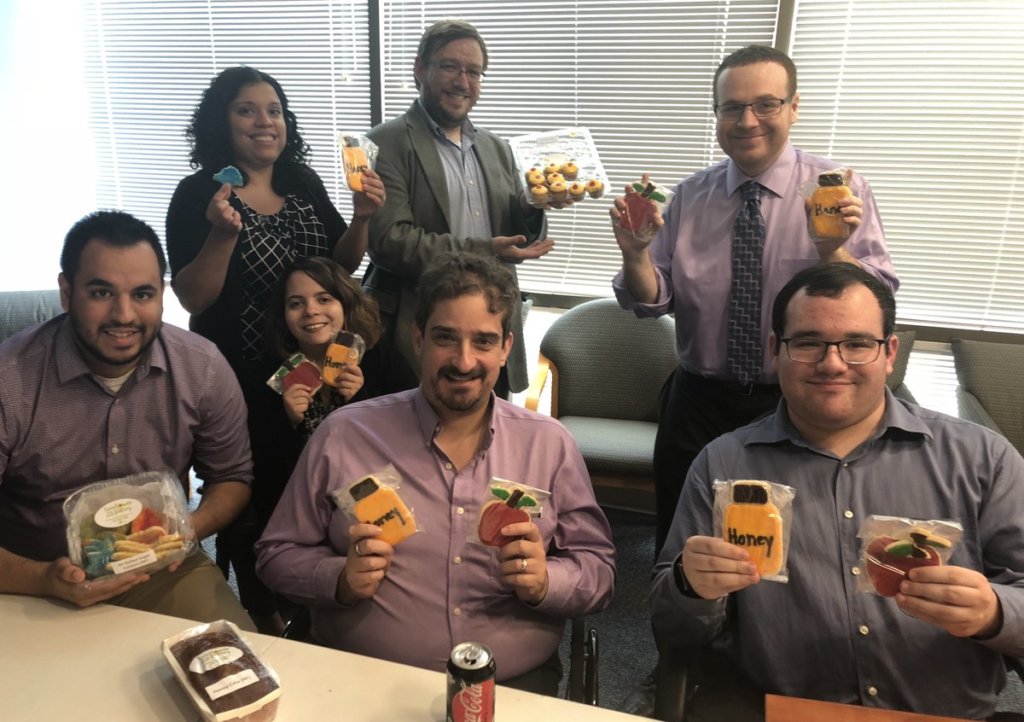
509;127;609;207
64;470;197;579
163;619;281;722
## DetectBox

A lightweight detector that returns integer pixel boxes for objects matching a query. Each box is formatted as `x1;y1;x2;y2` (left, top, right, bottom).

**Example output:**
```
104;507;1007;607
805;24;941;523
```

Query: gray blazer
365;103;545;393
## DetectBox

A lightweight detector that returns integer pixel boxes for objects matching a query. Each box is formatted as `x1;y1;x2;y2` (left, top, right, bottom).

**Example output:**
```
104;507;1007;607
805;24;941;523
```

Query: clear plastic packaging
339;133;379;192
799;167;854;241
163;619;281;722
322;331;366;388
857;515;963;597
266;352;321;395
508;127;610;207
64;470;197;579
713;479;796;583
619;179;674;242
329;464;419;546
473;478;550;547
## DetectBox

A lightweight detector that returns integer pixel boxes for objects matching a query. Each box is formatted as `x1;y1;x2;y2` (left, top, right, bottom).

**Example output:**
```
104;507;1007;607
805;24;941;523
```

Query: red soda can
447;641;496;722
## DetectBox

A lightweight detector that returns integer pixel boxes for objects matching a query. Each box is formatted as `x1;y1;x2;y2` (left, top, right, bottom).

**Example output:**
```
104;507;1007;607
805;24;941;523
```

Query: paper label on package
190;646;244;674
205;669;259;700
95;498;143;528
108;548;157;573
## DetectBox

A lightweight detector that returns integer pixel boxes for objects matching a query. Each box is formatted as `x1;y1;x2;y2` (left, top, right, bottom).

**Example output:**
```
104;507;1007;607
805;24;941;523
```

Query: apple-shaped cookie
478;489;530;547
865;531;947;597
284;360;322;391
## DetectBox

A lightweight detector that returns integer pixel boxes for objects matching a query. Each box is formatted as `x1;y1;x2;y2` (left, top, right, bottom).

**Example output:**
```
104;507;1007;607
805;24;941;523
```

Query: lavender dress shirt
0;317;254;561
651;391;1024;719
613;144;898;383
256;388;616;680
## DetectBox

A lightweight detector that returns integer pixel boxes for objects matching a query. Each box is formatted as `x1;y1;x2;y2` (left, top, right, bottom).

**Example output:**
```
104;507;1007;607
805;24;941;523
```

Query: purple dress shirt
0;317;254;561
613;144;898;383
255;388;616;680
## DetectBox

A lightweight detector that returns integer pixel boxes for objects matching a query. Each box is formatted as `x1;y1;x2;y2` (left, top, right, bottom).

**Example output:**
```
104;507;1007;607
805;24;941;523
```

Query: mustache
100;324;145;332
439;365;486;382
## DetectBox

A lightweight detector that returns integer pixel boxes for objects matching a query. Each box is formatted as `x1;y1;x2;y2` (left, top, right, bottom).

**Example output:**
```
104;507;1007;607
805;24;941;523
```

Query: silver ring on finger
519;558;528;574
83;583;92;592
355;541;365;557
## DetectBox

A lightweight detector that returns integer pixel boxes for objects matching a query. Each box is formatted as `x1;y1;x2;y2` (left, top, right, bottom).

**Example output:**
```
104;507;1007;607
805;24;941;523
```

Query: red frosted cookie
283;360;321;391
478;489;530;547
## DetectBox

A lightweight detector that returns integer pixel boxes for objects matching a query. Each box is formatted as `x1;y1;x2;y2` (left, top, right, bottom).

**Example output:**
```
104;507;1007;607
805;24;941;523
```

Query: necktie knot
741;180;762;204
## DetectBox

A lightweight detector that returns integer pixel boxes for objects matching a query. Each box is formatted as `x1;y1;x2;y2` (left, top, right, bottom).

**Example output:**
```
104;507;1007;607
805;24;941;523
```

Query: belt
679;369;779;397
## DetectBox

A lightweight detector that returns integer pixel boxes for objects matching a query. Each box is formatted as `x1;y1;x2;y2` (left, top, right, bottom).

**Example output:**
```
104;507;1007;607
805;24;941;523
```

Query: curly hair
266;256;382;359
415;252;516;337
185;66;312;193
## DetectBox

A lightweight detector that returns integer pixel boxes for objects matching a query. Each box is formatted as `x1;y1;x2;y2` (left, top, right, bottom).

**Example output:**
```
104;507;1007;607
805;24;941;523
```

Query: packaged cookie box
509;126;610;205
163;619;281;722
63;470;197;579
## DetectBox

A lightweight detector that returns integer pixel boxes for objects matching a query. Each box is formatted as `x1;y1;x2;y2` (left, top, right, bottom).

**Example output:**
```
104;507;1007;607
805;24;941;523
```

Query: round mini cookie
561;161;579;180
544;162;561;176
586;178;605;199
525;168;546;187
568;181;586;202
548;179;568;201
530;184;550;206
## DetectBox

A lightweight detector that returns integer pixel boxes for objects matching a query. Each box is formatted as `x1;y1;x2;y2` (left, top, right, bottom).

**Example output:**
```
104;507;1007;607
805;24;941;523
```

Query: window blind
789;0;1024;333
379;0;779;295
83;0;371;247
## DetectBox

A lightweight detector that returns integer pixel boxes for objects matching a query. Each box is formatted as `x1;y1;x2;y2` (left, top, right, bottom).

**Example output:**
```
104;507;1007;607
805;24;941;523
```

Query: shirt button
111;444;120;454
843;462;849;467
858;625;869;636
457;507;465;515
445;462;453;470
454;556;462;565
844;510;854;519
851;567;861;576
453;607;462;616
867;686;878;697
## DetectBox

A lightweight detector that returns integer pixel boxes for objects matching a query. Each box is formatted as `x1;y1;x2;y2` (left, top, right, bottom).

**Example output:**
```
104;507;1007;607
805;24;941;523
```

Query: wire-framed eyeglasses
781;337;888;365
714;97;790;121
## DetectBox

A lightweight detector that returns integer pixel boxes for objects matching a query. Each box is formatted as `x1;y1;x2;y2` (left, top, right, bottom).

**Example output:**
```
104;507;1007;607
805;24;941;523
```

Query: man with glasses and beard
365;19;555;399
0;210;254;629
257;252;615;696
652;263;1023;721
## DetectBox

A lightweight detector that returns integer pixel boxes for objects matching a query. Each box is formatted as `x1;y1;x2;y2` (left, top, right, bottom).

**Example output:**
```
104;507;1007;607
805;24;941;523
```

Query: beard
70;317;161;375
431;363;491;413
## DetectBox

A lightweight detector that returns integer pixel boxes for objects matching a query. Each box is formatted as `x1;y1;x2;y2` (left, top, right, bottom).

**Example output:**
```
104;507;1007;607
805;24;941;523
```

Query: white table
0;594;642;721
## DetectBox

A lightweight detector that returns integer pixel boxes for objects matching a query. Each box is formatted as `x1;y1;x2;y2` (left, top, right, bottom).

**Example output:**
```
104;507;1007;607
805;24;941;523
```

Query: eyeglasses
781;337;888;365
714;97;790;121
431;61;485;82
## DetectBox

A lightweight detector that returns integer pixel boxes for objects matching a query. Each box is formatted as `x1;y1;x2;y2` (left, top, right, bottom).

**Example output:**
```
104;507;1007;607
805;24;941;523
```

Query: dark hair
415;19;489;90
713;45;797;104
415;252;516;336
61;210;167;282
185;66;311;193
771;263;896;342
266;256;382;358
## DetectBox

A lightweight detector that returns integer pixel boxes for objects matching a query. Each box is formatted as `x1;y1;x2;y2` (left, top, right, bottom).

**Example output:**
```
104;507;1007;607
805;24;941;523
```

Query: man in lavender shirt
0;210;254;630
611;45;899;558
257;252;615;696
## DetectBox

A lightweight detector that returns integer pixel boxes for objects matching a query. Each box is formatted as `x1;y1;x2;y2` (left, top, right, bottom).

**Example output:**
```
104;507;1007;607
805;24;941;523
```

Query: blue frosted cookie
213;165;244;187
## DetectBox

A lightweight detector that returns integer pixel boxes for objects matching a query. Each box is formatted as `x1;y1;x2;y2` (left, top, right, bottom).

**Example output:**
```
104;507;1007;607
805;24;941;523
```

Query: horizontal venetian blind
789;0;1024;333
83;0;371;249
380;0;779;296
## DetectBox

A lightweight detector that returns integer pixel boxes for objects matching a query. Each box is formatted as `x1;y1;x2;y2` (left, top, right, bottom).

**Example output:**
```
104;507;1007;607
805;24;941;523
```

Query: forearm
620;248;660;304
190;481;250;540
332;216;369;273
0;547;50;597
171;229;239;314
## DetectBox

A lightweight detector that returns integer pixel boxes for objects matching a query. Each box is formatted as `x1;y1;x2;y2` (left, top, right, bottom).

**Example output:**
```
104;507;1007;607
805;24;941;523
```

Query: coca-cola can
447;641;496;722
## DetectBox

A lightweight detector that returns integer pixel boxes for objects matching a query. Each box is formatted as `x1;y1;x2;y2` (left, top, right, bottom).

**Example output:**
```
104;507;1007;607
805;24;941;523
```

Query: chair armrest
956;388;1004;435
525;353;557;416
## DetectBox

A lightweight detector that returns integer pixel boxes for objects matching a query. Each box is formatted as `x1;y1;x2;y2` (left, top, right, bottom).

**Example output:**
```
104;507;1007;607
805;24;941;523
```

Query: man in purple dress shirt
257;252;615;695
0;210;254;629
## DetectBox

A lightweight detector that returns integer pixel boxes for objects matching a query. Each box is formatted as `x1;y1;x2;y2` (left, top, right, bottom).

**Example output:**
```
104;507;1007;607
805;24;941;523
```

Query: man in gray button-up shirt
652;263;1023;720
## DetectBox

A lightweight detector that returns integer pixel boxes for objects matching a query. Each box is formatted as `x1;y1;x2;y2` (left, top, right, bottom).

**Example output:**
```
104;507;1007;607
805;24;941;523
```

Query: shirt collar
414;98;476;145
54;316;167;385
412;386;497;451
726;142;796;200
745;387;933;450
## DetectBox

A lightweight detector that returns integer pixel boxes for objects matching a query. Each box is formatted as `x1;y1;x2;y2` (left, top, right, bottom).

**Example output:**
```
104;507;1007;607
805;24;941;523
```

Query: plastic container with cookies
163;619;281;722
508;127;610;209
64;470;197;579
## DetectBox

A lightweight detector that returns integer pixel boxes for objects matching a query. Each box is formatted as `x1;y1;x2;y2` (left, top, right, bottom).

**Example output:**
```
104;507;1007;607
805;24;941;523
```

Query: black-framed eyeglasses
431;61;485;82
714;97;790;121
781;337;888;365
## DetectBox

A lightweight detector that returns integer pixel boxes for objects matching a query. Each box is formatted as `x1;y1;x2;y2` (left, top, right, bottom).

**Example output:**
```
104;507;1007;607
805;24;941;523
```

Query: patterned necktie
727;181;766;386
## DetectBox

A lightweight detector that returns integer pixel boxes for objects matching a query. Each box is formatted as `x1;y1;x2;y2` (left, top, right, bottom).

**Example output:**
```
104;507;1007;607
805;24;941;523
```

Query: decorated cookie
723;481;784;576
283;360;322;391
349;475;416;546
864;529;952;597
212;165;244;187
478;488;533;547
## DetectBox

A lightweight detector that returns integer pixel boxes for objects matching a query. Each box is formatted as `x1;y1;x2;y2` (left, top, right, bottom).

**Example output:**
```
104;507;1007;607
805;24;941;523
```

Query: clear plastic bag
713;479;796;583
472;478;550;547
857;515;963;597
329;464;419;546
339;133;379;192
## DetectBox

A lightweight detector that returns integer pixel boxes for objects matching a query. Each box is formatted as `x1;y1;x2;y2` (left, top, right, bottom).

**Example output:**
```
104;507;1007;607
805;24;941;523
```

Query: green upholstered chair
0;290;64;343
951;338;1024;456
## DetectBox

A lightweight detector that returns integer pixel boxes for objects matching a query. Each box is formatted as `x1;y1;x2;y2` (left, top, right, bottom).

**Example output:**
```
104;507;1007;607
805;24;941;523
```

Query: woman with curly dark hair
265;255;416;444
164;67;385;633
